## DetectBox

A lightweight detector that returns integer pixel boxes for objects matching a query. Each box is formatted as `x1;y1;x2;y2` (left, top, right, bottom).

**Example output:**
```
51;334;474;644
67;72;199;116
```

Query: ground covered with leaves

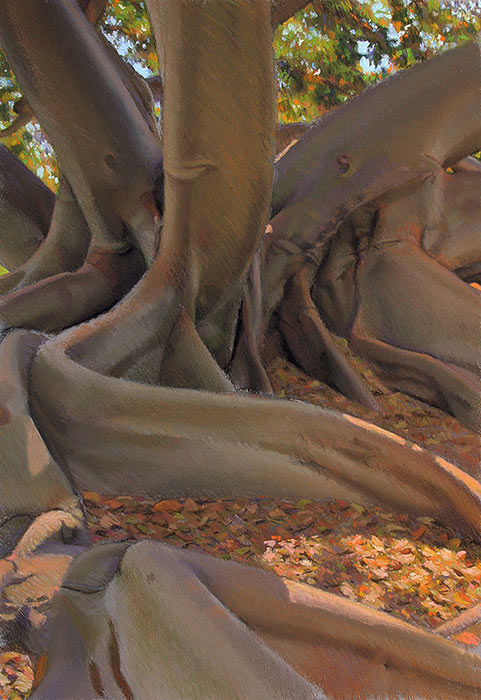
2;348;480;700
83;492;481;631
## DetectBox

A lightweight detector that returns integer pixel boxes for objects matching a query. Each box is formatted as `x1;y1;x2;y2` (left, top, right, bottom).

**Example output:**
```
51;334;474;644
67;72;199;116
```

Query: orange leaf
103;498;123;510
32;652;48;689
152;499;182;512
412;525;427;540
454;632;480;646
183;498;200;512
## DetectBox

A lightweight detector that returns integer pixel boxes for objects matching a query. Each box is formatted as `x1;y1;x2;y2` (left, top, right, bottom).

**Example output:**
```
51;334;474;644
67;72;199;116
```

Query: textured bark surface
0;146;53;271
0;0;162;259
31;542;481;700
0;3;479;697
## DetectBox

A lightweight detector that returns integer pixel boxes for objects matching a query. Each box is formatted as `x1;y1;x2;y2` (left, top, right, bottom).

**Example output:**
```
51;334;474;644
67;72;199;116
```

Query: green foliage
102;0;157;71
0;0;479;186
275;0;480;122
0;51;59;190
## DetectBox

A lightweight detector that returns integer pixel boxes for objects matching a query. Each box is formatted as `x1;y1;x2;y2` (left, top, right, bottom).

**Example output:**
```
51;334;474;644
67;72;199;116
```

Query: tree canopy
0;1;480;698
0;0;479;190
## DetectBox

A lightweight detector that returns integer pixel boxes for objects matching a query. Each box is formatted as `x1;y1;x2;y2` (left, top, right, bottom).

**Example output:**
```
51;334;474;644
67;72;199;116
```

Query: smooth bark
348;174;481;430
0;10;479;699
0;146;54;270
0;247;144;334
0;177;90;296
28;338;481;542
50;0;276;383
0;0;162;259
31;541;481;700
146;0;275;315
265;36;481;326
280;267;379;409
0;332;83;557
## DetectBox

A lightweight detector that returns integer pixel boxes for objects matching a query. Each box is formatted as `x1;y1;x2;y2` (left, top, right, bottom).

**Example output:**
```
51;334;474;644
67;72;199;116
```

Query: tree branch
271;0;310;26
262;38;481;331
275;121;312;156
0;1;111;140
0;145;54;270
0;177;90;295
0;0;162;260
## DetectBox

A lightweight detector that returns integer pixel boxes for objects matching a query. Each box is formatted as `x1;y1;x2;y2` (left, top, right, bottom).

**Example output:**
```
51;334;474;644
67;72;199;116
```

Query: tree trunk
0;4;479;698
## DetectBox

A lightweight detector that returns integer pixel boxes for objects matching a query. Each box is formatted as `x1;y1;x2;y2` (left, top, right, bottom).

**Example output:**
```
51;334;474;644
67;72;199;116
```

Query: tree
0;1;480;698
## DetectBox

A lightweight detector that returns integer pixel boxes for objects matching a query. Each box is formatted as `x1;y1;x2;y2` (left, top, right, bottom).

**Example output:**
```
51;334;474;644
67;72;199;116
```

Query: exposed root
351;332;481;437
160;311;234;392
0;177;90;296
11;506;86;559
0;331;81;555
436;602;481;639
229;253;273;393
280;268;379;410
229;287;273;394
341;173;481;431
27;335;481;543
0;25;479;699
35;541;481;700
0;246;144;334
61;262;182;377
310;220;359;339
421;170;481;275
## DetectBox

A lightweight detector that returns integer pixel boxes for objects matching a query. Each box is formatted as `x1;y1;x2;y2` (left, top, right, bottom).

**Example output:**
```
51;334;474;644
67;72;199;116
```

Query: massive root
0;2;479;698
260;37;481;431
311;168;481;432
29;541;481;700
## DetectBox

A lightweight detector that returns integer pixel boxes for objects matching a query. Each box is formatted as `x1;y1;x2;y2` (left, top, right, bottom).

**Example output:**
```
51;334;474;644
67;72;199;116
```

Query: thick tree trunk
0;4;479;697
145;0;275;315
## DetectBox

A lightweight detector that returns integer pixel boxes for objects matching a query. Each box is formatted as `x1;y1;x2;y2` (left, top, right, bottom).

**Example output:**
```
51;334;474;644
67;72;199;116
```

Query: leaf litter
83;493;481;632
2;350;480;698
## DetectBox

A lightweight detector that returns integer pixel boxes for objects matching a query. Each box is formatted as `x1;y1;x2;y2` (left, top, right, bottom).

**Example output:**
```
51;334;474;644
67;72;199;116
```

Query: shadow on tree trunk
0;2;479;697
